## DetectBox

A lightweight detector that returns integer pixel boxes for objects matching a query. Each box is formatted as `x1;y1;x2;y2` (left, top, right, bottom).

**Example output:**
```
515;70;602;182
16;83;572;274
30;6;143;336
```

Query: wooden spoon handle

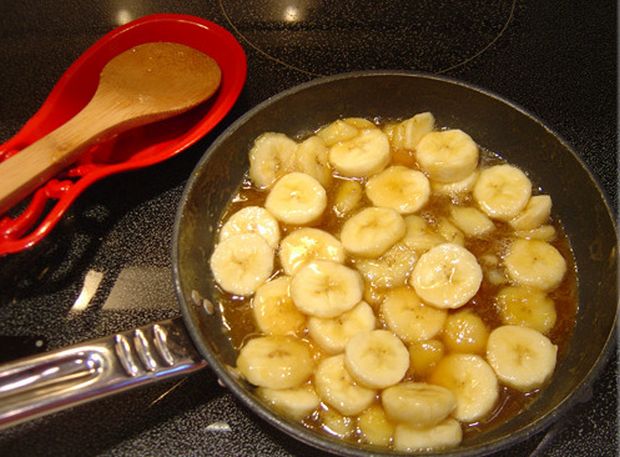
0;104;108;215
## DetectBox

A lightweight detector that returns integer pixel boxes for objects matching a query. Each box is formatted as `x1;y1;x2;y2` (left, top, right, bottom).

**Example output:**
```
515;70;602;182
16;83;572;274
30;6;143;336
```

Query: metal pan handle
0;317;207;429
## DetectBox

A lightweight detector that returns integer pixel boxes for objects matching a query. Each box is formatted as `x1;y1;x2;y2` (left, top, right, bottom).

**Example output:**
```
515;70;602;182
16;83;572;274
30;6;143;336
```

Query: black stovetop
0;1;617;456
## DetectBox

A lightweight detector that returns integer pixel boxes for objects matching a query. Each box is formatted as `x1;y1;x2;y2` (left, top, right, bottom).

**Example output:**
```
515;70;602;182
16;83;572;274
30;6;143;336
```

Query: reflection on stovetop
219;0;516;76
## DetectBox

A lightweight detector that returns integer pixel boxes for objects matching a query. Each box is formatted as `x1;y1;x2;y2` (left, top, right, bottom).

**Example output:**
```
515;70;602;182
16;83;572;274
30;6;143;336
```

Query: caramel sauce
212;129;578;447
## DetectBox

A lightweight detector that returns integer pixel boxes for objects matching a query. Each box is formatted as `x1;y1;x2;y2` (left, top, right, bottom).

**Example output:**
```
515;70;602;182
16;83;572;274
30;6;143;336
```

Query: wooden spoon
0;42;221;215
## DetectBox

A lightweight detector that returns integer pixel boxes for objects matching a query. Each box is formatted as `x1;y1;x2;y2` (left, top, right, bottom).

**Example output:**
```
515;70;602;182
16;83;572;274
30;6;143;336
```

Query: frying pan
0;72;617;456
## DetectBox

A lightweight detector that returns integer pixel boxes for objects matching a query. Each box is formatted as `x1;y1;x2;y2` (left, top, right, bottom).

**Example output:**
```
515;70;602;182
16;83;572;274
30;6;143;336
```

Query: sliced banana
256;384;320;420
486;325;558;392
329;129;390;177
408;339;445;378
344;329;410;389
436;217;465;246
357;404;395;447
236;335;313;389
220;206;281;249
340;207;406;258
314;354;377;416
429;353;499;422
252;276;306;336
509;195;552;230
473;164;532;221
265;172;327;225
393;418;463;452
365;166;431;214
381;287;447;343
496;285;557;334
355;242;417;289
503;239;567;290
402;215;445;253
317;119;359;146
308;301;376;354
294;135;332;188
382;382;456;428
388;112;436;152
320;405;354;438
210;233;274;296
515;224;557;242
431;170;479;197
410;243;483;309
332;179;364;217
442;310;490;355
416;129;479;183
343;117;377;130
449;206;495;238
279;227;345;276
290;260;363;318
249;132;297;189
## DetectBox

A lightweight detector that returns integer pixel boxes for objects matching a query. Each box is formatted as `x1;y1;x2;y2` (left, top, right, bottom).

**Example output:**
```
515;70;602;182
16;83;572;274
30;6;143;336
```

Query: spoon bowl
0;14;246;255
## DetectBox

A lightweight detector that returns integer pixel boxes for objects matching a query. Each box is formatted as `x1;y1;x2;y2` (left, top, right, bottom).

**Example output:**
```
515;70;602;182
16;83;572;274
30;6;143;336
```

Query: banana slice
252;276;306;336
442;310;490;354
388;112;436;152
340;207;406;258
220;206;281;249
496;285;557;334
320;405;354;438
436;217;465;246
503;239;567;290
249;132;297;189
308;301;376;354
429;353;499;422
473;164;532;221
279;228;345;276
236;335;313;389
431;170;479;197
509;195;552;230
480;253;508;286
344;329;410;389
256;384;320;420
332;179;364;217
291;260;363;318
394;418;463;452
408;339;445;378
382;287;447;343
343;117;377;130
355;242;417;289
210;233;274;296
486;325;558;392
515;224;557;242
314;354;377;416
265;172;327;225
416;129;479;183
294;135;332;188
382;382;456;428
449;206;495;238
317;119;359;146
365;166;431;214
358;404;395;447
329;129;390;177
402;215;445;253
410;243;483;309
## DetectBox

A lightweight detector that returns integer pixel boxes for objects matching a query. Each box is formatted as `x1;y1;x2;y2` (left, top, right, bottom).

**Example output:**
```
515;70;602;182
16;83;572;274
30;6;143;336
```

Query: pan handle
0;317;207;429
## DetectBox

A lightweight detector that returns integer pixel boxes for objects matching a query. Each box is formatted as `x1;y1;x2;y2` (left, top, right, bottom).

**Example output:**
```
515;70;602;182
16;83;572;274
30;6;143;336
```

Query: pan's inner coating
209;115;578;451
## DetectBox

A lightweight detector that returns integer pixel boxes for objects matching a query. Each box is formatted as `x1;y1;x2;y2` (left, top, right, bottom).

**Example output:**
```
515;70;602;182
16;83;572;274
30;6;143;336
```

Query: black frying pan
174;72;618;456
1;72;616;456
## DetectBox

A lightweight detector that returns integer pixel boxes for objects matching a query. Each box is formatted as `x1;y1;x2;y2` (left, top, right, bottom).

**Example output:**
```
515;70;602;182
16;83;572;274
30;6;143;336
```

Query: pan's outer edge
172;70;619;457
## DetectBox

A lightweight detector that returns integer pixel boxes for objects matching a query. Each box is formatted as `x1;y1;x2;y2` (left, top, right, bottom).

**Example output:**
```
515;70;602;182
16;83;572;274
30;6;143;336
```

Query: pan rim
172;70;619;457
